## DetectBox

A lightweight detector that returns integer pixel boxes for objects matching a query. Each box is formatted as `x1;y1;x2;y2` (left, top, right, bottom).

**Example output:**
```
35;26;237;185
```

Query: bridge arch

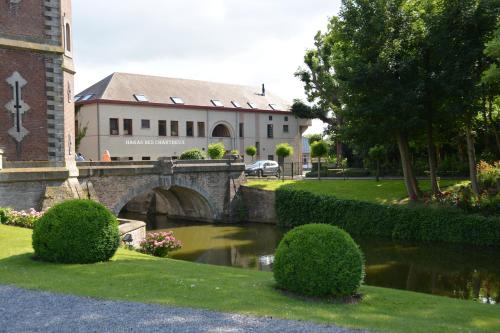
110;178;219;221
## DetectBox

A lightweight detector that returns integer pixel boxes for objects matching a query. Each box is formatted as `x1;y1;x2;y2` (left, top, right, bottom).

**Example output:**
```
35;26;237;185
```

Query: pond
121;212;500;304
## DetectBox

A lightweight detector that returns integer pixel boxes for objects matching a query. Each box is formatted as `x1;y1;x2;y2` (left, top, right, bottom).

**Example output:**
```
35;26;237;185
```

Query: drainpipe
0;148;3;170
97;102;101;160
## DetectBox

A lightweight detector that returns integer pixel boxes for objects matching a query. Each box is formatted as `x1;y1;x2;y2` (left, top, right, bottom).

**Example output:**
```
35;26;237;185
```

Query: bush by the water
276;188;500;247
139;231;182;257
32;200;120;264
180;148;206;160
274;224;364;297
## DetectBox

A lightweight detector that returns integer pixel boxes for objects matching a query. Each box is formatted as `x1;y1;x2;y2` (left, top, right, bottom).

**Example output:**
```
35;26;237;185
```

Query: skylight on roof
269;104;280;111
211;99;224;107
171;97;184;104
74;96;82;102
247;102;257;109
81;94;94;101
134;94;148;102
231;101;241;108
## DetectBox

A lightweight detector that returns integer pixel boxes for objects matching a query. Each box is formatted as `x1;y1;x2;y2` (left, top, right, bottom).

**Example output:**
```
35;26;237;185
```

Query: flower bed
0;208;43;229
139;231;182;257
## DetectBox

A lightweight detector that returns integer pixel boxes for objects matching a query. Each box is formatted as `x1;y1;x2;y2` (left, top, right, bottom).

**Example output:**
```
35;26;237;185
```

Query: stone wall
239;185;276;224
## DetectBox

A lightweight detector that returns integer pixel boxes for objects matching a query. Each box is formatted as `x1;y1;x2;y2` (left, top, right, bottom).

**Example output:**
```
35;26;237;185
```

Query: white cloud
72;0;340;134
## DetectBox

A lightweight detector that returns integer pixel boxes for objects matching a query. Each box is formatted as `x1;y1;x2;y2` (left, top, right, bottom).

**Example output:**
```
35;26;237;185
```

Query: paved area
0;285;370;333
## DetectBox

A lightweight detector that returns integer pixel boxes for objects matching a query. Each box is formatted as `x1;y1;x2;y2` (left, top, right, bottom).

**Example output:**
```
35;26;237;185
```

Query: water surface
122;213;500;304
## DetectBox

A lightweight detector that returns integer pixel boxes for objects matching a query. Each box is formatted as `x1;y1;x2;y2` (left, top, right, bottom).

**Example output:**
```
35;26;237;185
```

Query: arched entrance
212;124;231;137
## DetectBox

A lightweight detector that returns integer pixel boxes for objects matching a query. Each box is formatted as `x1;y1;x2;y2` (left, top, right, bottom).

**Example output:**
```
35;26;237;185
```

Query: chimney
262;83;266;96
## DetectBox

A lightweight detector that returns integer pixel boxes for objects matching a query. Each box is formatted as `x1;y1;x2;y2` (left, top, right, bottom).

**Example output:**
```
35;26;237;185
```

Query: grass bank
0;225;498;333
246;179;462;204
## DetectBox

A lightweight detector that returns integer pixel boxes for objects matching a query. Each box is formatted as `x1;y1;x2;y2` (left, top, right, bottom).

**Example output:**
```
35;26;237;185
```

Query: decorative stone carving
5;72;30;142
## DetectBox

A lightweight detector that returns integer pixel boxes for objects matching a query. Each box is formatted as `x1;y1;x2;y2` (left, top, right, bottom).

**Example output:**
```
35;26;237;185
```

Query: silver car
245;160;280;177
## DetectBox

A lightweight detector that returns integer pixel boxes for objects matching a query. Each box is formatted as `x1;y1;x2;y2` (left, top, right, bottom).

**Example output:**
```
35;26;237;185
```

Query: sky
72;0;342;135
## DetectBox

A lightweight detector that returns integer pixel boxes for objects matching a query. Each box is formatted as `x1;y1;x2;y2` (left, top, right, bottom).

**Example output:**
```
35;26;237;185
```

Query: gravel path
0;285;370;333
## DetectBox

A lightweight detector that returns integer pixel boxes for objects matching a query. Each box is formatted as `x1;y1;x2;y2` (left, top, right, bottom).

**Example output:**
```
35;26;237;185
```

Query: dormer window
211;99;223;107
134;94;148;102
231;101;241;108
269;104;280;110
81;94;94;101
171;97;184;104
247;102;257;109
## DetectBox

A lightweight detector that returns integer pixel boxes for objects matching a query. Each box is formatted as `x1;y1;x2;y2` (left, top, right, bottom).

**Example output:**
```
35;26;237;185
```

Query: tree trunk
465;124;480;196
317;157;321;181
396;133;420;201
336;141;343;168
426;122;441;196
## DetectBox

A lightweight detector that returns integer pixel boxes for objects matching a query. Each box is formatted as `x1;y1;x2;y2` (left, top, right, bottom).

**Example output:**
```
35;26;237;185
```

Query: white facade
77;102;310;164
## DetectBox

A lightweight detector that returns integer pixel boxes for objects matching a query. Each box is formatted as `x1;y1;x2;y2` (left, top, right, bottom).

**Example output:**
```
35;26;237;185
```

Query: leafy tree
207;143;225;160
293;26;345;163
436;0;498;195
310;140;329;181
368;145;386;182
275;143;294;181
482;26;500;153
306;133;323;146
330;0;423;200
245;146;257;161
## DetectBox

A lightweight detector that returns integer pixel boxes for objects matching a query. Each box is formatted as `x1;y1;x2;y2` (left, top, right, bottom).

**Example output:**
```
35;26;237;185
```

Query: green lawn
246;179;463;204
1;224;498;333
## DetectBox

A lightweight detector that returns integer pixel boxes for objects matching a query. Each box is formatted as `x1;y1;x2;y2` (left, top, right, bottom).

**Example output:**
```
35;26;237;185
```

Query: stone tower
0;0;76;171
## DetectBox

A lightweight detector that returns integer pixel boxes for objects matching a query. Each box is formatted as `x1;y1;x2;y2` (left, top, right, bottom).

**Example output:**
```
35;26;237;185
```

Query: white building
75;73;310;165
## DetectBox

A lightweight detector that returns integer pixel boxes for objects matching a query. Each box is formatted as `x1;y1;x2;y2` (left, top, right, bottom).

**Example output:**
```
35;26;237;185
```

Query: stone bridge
0;159;245;222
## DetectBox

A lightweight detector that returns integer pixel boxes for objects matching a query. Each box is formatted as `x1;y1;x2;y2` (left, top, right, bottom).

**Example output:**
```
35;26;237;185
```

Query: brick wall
0;0;46;43
0;48;49;161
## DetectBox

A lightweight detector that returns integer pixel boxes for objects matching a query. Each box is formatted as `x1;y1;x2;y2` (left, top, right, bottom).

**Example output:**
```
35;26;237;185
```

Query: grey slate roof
76;72;291;112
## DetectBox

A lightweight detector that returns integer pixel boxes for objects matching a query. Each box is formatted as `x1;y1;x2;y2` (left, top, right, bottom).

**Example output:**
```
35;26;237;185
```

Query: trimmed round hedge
32;200;120;264
273;224;364;297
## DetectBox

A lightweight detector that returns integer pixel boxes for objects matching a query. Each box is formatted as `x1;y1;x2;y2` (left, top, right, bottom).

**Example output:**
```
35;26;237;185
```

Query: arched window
212;124;231;137
65;23;71;52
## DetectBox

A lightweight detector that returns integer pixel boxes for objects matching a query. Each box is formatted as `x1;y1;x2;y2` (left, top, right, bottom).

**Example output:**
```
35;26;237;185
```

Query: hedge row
276;188;500;247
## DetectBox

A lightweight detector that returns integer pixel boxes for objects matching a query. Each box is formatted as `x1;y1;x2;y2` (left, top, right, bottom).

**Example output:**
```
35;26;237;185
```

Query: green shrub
274;224;364;297
32;200;120;264
180;148;206;160
0;208;10;224
208;143;225;159
245;146;257;160
276;188;500;247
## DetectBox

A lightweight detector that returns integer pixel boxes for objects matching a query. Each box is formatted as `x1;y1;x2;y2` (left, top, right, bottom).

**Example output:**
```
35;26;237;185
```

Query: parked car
245;160;280;177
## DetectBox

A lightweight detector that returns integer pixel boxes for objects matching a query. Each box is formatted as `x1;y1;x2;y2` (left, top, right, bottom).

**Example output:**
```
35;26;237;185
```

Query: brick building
0;0;76;170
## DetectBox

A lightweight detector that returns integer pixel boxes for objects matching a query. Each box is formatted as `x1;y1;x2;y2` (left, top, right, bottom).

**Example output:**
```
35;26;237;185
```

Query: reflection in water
122;212;500;304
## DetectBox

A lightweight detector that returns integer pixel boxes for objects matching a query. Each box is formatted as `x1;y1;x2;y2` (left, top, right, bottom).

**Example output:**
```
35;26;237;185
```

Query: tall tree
293;26;345;165
437;0;498;195
331;0;423;200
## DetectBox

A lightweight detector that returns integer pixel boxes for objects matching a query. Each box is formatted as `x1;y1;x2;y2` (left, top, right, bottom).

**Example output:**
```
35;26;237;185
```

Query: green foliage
32;200;120;264
207;143;225;160
368;145;386;161
274;224;364;297
180;148;206;160
482;22;500;86
310;140;328;158
230;149;240;156
0;208;9;224
306;133;323;145
245;146;257;158
275;143;294;159
275;188;500;247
